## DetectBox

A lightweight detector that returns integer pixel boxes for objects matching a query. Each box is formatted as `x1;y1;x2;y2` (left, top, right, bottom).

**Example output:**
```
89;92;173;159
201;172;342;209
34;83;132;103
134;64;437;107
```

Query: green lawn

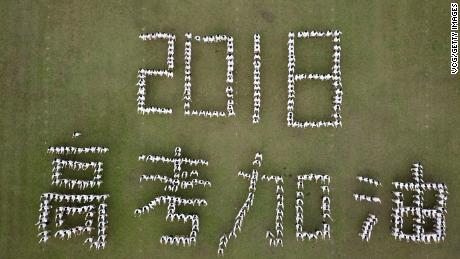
1;0;459;258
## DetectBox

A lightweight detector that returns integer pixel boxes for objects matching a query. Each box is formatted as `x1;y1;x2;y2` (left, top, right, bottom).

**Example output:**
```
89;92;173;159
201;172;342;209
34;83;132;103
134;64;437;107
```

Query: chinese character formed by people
38;143;110;250
391;162;448;243
134;147;210;246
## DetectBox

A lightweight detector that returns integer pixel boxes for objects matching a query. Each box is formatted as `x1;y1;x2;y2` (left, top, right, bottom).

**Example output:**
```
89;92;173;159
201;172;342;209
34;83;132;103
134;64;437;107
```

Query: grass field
1;0;459;258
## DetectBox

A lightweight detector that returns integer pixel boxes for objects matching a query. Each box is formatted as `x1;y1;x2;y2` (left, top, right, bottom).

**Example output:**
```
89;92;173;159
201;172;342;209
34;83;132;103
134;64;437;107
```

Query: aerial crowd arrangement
36;30;449;254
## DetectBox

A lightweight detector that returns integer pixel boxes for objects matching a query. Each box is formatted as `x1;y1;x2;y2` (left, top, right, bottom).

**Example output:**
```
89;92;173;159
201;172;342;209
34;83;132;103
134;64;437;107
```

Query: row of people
294;73;340;81
36;200;52;233
53;158;102;171
321;194;332;221
353;194;382;203
218;171;257;255
253;34;261;124
297;173;330;188
262;175;284;247
198;34;230;43
286;32;296;128
138;154;208;167
392;181;447;191
47;146;108;154
411;162;424;182
359;214;378;242
172;169;200;179
356;176;381;186
391;194;405;236
40;193;109;203
52;159;101;170
138;68;173;78
140;174;211;192
139;32;175;41
289;120;341;128
226;86;236;116
297;30;342;38
189;110;227;118
218;154;262;256
52;178;102;190
160;234;195;246
393;232;445;243
53;226;92;240
329;32;343;127
223;34;235;116
134;196;207;216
